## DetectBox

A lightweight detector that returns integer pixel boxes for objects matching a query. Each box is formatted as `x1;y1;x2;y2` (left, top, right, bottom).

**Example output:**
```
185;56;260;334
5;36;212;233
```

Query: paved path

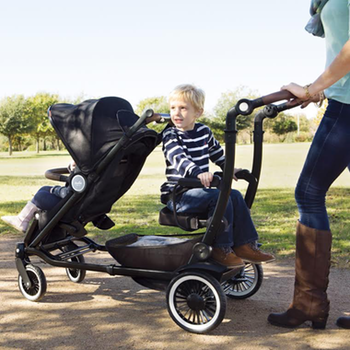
1;235;350;350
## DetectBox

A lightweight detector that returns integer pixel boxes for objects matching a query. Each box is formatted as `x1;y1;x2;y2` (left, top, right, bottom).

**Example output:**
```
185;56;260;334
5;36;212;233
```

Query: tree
272;114;298;141
26;93;59;153
314;98;328;127
0;95;33;155
135;96;169;133
211;86;260;143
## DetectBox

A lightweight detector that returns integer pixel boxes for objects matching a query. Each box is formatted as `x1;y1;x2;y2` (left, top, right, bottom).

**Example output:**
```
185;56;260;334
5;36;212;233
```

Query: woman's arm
282;39;350;99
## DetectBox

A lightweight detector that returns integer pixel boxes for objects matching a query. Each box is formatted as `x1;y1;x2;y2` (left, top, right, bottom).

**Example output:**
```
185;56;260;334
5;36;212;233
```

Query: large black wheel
222;262;263;299
166;271;226;333
18;264;47;302
63;244;86;283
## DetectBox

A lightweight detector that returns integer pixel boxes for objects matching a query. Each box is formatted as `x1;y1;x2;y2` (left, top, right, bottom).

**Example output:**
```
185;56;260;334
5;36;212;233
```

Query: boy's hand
197;172;213;187
68;160;76;173
233;167;242;181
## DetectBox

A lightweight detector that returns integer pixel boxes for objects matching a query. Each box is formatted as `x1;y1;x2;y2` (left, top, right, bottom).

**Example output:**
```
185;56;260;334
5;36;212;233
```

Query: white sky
0;0;325;118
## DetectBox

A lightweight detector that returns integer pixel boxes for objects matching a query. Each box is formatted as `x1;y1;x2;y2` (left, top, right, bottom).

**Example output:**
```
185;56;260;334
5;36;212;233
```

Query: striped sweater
160;123;225;203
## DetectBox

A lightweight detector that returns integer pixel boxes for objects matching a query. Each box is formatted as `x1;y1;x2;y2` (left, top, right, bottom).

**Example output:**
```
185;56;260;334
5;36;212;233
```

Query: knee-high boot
268;222;332;329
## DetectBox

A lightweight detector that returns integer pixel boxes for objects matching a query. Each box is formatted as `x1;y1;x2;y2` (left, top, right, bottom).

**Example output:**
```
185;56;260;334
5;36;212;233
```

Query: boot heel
312;319;327;329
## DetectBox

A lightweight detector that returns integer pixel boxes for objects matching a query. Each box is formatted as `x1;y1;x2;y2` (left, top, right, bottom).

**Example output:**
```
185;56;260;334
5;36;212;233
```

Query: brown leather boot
212;247;245;269
268;222;332;329
233;242;275;263
336;317;350;329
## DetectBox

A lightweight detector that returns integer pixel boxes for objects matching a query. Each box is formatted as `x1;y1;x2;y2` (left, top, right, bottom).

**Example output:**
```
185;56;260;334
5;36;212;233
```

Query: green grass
1;146;350;267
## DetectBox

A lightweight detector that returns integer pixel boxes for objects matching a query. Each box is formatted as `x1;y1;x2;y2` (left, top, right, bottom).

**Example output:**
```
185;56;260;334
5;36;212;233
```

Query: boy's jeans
295;99;350;231
167;188;258;248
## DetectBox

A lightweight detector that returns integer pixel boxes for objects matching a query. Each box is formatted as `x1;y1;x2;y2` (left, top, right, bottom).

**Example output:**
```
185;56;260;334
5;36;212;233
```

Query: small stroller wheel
18;264;47;302
63;244;86;283
166;271;226;334
222;262;263;299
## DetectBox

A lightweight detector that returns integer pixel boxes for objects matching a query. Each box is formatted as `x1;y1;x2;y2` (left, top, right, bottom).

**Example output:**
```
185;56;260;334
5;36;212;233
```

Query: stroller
15;91;300;333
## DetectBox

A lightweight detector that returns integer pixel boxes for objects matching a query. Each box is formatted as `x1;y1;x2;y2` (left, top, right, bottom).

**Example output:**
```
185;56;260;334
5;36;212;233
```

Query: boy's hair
169;84;205;111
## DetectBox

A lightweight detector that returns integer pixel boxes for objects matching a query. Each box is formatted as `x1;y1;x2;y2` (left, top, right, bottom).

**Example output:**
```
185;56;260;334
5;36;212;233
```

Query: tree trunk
56;137;60;151
8;136;13;156
43;138;47;151
36;137;40;154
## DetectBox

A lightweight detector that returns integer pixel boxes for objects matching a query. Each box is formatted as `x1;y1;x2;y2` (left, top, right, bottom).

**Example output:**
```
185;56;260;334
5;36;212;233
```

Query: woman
268;0;350;329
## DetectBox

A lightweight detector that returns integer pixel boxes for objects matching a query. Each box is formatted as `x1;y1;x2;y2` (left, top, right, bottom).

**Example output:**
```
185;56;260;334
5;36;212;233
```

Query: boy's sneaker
212;247;245;269
234;242;275;264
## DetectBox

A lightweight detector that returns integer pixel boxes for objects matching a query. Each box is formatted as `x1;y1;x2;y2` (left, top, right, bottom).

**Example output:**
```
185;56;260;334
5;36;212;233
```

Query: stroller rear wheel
166;271;226;334
63;244;86;283
222;262;263;299
18;264;47;302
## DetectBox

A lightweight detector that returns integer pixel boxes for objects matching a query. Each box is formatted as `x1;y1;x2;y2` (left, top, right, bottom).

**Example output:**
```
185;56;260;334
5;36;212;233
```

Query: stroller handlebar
234;90;298;116
260;90;295;105
144;112;171;125
45;168;70;183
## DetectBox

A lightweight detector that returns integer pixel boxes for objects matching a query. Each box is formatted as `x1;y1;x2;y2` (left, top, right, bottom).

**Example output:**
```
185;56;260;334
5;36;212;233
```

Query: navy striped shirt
160;123;225;202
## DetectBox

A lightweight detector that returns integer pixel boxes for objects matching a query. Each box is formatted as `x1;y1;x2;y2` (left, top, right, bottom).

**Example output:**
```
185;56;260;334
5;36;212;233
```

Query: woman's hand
197;172;213;187
281;83;307;100
281;83;323;108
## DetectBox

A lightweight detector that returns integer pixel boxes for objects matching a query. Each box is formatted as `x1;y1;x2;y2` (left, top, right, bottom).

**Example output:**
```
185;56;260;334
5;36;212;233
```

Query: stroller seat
158;207;207;231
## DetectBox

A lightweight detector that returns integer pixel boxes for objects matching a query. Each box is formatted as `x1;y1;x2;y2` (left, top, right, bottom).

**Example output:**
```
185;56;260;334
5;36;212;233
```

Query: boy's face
169;98;203;131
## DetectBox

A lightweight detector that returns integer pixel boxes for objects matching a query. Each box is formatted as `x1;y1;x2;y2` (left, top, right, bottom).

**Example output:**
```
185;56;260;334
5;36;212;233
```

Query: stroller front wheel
166;271;226;334
18;264;47;302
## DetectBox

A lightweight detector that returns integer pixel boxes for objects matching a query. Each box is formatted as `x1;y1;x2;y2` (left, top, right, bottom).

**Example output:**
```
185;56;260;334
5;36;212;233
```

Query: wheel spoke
200;310;210;323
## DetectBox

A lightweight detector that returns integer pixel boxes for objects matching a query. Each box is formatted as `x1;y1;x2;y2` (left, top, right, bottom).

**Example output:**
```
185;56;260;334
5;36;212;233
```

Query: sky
0;0;325;118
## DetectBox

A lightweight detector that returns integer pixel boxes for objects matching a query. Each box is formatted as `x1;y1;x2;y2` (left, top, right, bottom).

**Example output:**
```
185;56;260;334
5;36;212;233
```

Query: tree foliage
26;93;59;153
314;98;328;127
207;86;260;143
0;95;33;155
135;96;169;133
272;114;298;140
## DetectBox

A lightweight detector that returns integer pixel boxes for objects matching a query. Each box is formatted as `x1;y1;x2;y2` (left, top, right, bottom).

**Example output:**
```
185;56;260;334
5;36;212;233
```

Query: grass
1;146;350;267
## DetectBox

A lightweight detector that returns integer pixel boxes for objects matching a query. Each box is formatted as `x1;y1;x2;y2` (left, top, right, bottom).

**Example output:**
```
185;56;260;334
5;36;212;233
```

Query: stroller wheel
63;244;86;283
166;271;226;334
18;264;47;302
222;262;263;299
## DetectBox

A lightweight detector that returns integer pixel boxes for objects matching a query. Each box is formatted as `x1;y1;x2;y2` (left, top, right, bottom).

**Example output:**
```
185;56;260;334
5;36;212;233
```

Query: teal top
321;0;350;103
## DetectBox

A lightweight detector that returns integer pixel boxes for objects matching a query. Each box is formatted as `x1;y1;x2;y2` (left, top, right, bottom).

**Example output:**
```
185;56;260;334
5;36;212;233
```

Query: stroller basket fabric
106;234;202;271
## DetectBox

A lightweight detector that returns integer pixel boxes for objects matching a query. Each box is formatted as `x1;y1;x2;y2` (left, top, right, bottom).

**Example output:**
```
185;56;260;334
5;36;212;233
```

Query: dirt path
1;235;350;350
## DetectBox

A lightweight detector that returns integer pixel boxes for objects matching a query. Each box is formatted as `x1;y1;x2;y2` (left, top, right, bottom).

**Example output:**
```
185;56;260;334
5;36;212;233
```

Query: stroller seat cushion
159;207;207;231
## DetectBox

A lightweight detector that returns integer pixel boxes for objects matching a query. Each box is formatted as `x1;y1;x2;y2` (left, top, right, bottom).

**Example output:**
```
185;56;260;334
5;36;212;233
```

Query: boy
161;84;274;268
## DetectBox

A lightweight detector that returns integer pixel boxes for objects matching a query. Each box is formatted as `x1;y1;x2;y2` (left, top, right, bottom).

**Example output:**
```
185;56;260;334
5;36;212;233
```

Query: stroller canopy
49;96;159;223
49;97;144;174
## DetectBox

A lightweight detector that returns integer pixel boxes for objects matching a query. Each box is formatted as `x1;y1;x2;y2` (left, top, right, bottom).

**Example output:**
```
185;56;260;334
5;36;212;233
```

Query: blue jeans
167;188;258;248
295;99;350;231
32;186;62;210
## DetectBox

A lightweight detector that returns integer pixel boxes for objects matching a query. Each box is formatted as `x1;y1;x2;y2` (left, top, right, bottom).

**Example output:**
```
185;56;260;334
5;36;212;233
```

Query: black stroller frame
15;91;300;334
